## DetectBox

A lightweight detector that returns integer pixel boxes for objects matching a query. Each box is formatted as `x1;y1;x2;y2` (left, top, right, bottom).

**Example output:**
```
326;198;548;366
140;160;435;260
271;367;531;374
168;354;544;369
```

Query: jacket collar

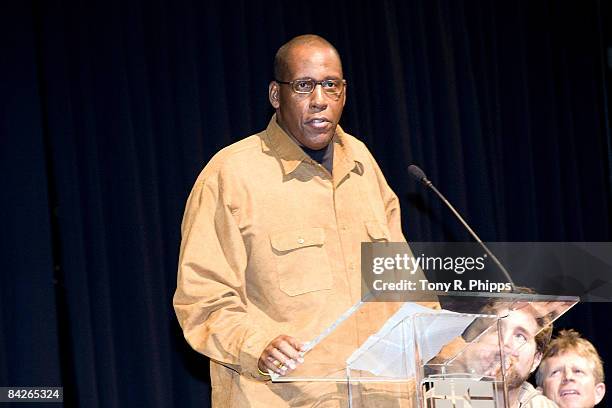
262;114;363;183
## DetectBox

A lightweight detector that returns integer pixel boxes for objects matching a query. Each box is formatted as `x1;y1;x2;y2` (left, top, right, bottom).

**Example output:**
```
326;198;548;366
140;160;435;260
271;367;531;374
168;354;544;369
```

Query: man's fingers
258;335;306;376
270;347;296;370
266;355;289;370
266;357;286;374
276;340;304;363
285;336;307;353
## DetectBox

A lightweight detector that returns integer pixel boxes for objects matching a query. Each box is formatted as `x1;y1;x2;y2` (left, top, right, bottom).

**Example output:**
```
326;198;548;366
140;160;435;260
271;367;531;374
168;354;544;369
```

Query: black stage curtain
2;0;611;406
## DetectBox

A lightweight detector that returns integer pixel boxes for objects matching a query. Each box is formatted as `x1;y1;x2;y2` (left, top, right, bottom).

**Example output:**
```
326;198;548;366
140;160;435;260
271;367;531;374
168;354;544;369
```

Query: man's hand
257;335;305;376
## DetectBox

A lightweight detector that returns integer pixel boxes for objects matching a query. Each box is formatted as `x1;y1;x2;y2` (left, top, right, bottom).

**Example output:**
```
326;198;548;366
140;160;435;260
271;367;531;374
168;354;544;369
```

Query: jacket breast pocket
269;227;333;296
365;221;391;242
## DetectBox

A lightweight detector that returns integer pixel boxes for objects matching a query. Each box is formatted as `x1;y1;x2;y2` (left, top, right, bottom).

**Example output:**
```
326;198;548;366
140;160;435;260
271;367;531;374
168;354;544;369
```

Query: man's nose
502;341;518;357
502;334;519;354
502;335;516;356
309;84;328;110
561;367;575;383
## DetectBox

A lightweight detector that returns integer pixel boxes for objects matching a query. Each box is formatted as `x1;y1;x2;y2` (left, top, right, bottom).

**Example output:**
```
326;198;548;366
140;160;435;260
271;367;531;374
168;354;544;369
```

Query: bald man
174;35;414;407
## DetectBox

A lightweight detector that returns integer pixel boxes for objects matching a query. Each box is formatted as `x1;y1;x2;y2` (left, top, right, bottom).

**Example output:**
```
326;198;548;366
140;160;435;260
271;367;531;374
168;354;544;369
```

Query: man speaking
173;35;411;407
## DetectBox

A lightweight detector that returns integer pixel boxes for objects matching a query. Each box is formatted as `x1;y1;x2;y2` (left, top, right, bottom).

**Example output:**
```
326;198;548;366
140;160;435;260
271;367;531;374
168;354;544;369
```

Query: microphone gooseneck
408;164;515;287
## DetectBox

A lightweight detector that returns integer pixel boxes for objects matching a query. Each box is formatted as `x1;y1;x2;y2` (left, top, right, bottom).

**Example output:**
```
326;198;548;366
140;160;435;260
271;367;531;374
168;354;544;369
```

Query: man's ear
269;81;280;109
594;382;606;405
530;352;543;374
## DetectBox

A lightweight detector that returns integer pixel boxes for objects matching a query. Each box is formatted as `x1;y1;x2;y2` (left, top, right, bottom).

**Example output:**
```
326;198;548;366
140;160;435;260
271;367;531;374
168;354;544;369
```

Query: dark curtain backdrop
2;0;612;406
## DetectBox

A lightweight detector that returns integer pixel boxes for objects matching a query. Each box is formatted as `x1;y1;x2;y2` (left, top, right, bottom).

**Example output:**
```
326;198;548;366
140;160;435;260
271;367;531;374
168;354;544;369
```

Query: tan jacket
518;382;559;408
174;116;413;407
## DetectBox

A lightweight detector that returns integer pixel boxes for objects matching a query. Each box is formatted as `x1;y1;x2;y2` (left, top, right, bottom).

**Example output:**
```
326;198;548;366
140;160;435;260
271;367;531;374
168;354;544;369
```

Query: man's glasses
275;78;346;98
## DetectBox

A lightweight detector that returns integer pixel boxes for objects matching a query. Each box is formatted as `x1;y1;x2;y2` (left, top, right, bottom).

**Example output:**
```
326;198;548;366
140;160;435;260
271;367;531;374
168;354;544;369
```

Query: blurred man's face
269;43;346;150
462;307;542;389
541;351;605;408
499;308;543;390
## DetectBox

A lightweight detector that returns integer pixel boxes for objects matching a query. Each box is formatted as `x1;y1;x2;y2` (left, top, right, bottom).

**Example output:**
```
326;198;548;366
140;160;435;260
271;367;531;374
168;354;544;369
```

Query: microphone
408;164;515;286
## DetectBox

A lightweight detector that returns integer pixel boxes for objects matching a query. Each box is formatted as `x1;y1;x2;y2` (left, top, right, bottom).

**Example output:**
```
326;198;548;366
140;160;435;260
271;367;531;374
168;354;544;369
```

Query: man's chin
555;395;588;408
504;370;527;391
302;133;334;150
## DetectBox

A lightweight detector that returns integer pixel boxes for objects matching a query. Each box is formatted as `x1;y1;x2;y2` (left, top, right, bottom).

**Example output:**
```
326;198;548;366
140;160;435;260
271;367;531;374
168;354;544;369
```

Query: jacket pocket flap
270;228;326;252
365;221;390;241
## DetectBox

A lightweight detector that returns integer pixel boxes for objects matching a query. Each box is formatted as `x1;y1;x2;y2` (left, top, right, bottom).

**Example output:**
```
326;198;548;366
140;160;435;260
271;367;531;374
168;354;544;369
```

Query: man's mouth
482;355;512;377
559;389;580;397
305;118;330;129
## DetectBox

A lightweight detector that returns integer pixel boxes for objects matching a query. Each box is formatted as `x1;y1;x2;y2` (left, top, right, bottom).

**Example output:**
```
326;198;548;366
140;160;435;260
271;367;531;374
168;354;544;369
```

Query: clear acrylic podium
271;292;578;408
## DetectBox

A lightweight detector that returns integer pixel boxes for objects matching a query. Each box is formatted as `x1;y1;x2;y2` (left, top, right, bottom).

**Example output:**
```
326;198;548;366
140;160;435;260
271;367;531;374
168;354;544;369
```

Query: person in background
459;301;558;408
537;329;606;408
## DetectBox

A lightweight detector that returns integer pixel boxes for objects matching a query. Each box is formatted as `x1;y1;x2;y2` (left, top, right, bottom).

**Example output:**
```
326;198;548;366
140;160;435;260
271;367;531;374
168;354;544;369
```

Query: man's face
461;307;542;390
269;44;346;150
498;308;543;390
541;351;605;408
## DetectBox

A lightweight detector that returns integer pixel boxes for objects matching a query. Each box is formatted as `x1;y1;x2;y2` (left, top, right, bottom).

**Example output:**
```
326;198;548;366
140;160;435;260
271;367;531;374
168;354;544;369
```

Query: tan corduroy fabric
174;115;423;407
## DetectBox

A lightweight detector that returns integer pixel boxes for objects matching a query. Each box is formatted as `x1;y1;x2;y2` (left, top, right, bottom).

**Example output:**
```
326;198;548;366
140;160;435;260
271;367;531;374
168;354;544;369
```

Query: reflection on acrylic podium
271;292;578;408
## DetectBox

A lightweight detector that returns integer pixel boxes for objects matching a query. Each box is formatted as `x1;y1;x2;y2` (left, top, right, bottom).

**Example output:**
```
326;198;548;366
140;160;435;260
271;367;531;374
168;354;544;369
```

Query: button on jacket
173;115;421;407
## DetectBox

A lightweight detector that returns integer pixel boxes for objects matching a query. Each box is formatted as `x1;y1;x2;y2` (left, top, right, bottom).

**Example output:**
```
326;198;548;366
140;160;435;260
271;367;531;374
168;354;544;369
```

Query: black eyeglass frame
274;78;347;96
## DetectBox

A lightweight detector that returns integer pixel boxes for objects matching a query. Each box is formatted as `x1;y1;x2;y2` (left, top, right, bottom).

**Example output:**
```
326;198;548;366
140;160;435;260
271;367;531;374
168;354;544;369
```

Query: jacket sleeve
173;169;271;380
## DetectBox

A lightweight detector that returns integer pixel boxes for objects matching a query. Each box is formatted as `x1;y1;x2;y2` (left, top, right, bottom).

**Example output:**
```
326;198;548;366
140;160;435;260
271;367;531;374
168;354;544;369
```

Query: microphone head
407;164;431;186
